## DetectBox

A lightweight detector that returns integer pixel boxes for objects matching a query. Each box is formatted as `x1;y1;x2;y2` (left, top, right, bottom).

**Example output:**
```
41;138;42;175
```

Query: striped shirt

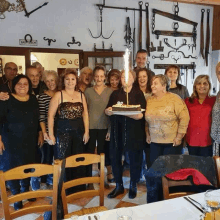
38;93;52;133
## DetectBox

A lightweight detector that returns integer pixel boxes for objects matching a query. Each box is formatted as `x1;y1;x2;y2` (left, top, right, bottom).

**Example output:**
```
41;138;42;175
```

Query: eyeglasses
6;67;18;72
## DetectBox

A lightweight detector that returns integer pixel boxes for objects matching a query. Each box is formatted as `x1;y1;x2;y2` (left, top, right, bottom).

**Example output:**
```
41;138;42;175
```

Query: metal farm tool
88;5;114;39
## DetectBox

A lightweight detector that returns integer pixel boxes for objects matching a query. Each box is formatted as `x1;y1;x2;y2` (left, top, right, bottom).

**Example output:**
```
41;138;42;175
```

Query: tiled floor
0;166;147;220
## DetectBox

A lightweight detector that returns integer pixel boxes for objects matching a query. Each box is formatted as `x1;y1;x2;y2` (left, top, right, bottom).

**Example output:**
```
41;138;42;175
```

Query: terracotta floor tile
69;196;94;207
123;169;130;177
0;203;14;219
137;182;147;192
115;201;138;208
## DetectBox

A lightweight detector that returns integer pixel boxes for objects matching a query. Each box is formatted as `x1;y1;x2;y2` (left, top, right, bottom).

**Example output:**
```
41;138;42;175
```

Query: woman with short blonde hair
185;75;215;157
145;74;189;165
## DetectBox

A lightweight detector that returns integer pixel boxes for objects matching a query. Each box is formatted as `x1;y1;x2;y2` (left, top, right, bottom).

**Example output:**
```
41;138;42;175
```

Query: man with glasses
0;62;18;100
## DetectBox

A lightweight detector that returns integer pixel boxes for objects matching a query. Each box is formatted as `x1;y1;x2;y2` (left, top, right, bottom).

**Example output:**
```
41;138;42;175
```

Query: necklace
65;91;75;101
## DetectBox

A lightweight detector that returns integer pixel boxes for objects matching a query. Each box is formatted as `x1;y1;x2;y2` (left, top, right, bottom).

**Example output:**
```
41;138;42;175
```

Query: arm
48;92;60;145
0;92;9;101
38;95;49;140
173;97;190;146
0;100;8;154
82;93;89;144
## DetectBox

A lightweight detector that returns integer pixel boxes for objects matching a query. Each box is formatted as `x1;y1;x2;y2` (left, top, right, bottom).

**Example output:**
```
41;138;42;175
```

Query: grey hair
43;70;58;83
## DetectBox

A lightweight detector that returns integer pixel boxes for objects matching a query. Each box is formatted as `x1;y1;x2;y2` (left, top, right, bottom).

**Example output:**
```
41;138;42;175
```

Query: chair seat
64;206;108;218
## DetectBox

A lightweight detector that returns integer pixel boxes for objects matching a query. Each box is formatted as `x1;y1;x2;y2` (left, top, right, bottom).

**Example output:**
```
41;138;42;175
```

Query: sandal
107;173;115;183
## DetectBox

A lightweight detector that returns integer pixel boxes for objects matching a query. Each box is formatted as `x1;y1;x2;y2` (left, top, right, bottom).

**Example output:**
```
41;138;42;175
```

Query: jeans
150;142;182;166
188;145;213;157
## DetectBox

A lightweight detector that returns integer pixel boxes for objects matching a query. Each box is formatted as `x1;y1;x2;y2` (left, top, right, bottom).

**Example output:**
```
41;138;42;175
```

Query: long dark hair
164;65;182;89
12;75;32;95
135;68;152;93
59;68;78;91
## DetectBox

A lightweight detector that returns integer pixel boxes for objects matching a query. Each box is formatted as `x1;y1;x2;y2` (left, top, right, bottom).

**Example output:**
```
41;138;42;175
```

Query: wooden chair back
162;176;194;199
162;156;220;200
61;153;105;217
214;156;220;188
0;161;60;220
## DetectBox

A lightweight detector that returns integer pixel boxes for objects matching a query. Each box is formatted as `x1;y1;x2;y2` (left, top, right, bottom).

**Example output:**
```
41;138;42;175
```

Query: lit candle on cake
124;48;129;105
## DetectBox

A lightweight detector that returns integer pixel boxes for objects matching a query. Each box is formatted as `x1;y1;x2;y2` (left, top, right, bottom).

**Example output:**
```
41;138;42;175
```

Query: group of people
0;50;220;210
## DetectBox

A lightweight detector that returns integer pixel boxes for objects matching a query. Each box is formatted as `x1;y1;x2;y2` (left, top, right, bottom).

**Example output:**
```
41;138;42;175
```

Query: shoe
107;184;124;199
14;201;23;210
107;173;115;183
28;198;36;202
128;182;137;199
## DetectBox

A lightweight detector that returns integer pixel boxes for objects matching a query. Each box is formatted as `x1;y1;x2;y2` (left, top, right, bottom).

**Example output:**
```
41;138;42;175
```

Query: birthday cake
112;102;141;112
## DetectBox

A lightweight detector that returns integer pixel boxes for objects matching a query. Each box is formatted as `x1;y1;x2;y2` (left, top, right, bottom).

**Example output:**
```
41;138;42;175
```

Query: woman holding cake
105;69;146;199
145;74;190;166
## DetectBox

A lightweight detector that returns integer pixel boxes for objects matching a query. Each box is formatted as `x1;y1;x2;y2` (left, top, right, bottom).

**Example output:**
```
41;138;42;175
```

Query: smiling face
195;77;210;96
138;70;148;88
136;52;147;69
45;74;57;91
14;78;29;97
151;78;166;95
166;67;179;82
110;75;120;89
64;73;77;90
94;70;105;86
121;71;134;88
80;70;93;85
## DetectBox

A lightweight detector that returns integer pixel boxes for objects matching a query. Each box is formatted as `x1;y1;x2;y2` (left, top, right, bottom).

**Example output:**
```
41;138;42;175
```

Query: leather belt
145;3;150;56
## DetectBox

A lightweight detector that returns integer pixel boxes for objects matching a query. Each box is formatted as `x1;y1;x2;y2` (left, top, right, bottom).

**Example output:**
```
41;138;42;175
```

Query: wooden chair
62;153;107;219
162;156;220;200
0;161;60;220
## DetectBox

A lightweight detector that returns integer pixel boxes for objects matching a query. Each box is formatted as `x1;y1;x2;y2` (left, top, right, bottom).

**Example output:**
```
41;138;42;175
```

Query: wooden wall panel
212;6;220;50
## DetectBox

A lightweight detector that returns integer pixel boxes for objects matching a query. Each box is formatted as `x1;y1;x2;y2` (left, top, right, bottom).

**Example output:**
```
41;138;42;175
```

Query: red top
166;168;211;185
185;96;216;147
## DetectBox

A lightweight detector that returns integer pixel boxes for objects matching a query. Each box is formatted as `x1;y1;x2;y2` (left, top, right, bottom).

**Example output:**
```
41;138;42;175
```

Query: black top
169;84;189;99
0;75;11;93
107;86;146;151
0;94;39;169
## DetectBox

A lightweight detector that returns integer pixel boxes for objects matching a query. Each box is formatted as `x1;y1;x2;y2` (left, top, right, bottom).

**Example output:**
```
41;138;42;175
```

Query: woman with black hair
0;75;40;210
164;65;189;99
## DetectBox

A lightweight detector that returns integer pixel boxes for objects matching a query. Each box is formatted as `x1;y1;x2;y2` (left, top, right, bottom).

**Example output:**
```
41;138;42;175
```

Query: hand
173;137;182;147
105;107;113;116
105;132;110;141
48;134;56;145
43;132;50;141
146;134;151;144
83;132;89;144
0;92;9;101
0;140;5;155
38;131;44;148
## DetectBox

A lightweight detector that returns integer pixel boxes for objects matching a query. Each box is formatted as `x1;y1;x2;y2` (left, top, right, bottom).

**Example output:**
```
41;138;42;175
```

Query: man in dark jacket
0;62;18;100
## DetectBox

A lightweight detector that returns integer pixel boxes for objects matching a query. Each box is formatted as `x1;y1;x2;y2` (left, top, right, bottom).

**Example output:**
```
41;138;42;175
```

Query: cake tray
110;109;145;116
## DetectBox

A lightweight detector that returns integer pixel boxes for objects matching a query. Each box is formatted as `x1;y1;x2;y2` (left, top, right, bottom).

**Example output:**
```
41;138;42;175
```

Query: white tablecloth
67;190;220;220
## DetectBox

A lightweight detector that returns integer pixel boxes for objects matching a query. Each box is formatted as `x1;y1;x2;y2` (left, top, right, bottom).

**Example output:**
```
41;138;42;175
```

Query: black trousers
110;145;143;184
86;129;108;177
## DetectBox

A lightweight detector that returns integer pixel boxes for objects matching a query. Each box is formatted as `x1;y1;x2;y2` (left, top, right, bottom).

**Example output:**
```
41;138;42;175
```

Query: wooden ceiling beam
162;0;220;6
